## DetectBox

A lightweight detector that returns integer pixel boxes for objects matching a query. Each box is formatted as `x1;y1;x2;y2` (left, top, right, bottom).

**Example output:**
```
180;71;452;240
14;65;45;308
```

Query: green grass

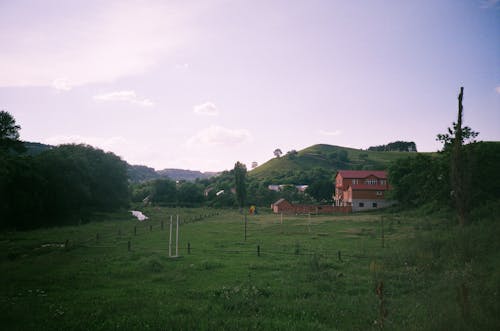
1;207;498;330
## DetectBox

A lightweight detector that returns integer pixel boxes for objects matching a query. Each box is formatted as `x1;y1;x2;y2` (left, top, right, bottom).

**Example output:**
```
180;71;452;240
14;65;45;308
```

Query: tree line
0;111;129;229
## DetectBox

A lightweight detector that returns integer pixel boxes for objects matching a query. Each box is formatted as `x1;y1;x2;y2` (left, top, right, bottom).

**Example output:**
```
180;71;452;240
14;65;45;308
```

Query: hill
157;168;219;182
250;144;423;181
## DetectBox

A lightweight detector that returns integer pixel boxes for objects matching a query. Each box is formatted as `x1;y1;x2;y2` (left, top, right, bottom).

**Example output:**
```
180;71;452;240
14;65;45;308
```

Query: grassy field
1;207;498;330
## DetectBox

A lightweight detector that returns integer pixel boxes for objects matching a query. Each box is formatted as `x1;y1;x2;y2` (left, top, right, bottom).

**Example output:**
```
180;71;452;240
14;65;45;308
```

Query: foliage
0;110;25;153
273;148;283;158
388;154;449;207
368;141;417;152
0;144;130;229
234;161;247;209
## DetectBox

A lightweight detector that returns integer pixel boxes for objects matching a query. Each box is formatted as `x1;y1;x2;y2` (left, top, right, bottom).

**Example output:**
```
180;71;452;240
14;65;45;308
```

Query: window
359;202;364;207
372;202;378;208
365;179;377;185
380;180;386;185
376;191;383;196
352;179;359;184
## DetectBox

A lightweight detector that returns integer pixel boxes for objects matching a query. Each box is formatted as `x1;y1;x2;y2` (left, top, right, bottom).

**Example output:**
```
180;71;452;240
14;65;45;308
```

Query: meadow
1;207;498;330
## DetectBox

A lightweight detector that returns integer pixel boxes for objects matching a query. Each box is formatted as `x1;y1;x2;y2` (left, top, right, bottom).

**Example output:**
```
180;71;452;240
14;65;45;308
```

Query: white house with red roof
334;170;393;212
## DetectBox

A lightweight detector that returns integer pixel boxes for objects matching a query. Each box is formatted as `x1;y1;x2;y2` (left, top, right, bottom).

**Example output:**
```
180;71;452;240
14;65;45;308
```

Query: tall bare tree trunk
452;87;467;226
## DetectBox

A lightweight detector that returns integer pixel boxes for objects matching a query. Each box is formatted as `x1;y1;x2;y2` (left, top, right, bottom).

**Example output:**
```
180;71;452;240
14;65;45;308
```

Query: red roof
336;170;387;179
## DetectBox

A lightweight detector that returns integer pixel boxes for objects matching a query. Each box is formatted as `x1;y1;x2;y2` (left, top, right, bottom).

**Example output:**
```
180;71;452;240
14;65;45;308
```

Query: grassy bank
1;207;498;330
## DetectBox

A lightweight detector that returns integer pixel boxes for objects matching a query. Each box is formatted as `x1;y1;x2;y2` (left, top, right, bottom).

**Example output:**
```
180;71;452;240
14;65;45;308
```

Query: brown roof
337;170;387;179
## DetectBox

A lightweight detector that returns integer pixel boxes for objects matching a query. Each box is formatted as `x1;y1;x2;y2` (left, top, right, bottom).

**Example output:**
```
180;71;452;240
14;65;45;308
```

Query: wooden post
338;250;342;262
257;245;260;257
64;239;69;250
169;215;173;257
128;240;131;252
244;215;247;241
381;216;385;248
188;242;191;254
308;213;311;233
149;224;152;232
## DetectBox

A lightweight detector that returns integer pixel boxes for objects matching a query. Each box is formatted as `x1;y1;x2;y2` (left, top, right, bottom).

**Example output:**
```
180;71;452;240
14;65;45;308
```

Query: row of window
359;202;378;208
351;179;386;185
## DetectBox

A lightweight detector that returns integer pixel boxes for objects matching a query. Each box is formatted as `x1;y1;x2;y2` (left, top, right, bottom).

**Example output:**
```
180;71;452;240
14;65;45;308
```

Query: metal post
169;215;173;257
175;215;179;257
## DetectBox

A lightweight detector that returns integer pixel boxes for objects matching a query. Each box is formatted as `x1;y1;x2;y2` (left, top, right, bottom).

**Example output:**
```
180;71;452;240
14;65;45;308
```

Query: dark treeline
0;144;130;229
368;140;417;152
389;141;500;217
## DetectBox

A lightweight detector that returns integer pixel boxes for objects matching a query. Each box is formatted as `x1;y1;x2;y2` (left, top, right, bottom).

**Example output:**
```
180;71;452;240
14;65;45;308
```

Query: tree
234;161;247;210
436;87;479;226
0;110;25;153
273;148;283;158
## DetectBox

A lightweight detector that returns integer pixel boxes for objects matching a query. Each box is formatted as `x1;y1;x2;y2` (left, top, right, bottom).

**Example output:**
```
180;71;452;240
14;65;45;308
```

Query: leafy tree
151;179;177;205
177;182;204;206
0;110;25;153
234;161;247;210
273;148;283;158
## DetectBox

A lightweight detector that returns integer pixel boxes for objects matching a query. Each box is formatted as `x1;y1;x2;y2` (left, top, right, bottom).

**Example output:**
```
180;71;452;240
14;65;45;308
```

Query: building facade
334;170;393;212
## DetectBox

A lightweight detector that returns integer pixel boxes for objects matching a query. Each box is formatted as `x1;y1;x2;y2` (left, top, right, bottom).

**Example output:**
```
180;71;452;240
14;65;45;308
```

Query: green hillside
250;144;424;180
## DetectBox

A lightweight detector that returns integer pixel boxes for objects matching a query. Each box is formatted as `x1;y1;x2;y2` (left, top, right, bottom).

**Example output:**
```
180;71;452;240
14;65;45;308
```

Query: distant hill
127;165;218;182
249;144;424;180
23;141;53;155
157;168;219;182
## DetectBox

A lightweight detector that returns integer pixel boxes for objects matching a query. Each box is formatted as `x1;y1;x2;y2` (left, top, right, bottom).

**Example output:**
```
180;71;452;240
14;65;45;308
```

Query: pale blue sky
1;0;498;171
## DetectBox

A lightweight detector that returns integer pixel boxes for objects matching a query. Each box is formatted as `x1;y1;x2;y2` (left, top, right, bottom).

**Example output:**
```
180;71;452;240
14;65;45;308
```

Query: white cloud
0;2;198;88
319;129;342;136
93;90;154;107
52;78;72;91
186;126;252;146
495;86;500;94
193;102;219;116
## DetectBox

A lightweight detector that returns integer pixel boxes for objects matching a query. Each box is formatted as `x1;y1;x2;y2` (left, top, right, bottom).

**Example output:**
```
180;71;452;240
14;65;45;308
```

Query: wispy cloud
193;102;219;116
319;129;342;136
0;2;198;88
93;90;154;107
186;126;252;146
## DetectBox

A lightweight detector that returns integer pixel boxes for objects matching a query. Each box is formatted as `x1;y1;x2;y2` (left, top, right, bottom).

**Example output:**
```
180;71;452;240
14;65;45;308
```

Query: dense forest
368;140;417;152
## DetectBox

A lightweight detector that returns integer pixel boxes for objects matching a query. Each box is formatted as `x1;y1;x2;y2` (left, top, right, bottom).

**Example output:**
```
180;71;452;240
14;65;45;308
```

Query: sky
1;0;499;172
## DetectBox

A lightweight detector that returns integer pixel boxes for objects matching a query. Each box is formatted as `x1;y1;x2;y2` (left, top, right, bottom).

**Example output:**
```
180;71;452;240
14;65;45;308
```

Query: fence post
134;226;137;236
381;216;385;248
169;215;173;257
149;224;152;232
257;245;260;257
175;215;179;257
244;215;247;241
65;239;69;250
128;240;131;252
188;242;191;254
338;250;342;262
